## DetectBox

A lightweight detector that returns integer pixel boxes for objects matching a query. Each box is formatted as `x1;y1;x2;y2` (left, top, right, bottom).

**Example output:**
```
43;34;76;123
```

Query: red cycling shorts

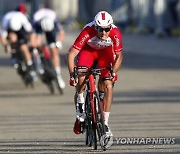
77;44;115;79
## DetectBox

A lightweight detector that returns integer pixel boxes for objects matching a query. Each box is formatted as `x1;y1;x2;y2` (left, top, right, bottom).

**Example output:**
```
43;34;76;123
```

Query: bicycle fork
89;74;97;123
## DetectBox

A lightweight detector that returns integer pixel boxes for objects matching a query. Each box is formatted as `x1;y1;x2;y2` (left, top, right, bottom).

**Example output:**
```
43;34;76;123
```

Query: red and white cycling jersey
73;21;122;52
73;21;123;79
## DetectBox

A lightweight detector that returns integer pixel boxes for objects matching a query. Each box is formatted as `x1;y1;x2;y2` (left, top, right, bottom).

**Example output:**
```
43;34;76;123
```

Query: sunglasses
96;26;111;32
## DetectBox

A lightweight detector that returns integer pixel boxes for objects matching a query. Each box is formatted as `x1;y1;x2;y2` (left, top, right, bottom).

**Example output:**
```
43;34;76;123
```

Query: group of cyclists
0;4;123;143
0;3;65;89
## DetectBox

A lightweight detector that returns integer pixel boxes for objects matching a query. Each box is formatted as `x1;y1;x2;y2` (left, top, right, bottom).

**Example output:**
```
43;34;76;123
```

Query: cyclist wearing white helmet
94;11;113;27
9;18;22;32
31;8;65;89
40;17;55;32
67;11;123;136
0;10;36;80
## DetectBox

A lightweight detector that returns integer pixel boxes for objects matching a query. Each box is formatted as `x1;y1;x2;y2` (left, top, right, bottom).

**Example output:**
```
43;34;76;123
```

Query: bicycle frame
37;45;63;94
88;74;97;123
81;66;112;150
74;64;113;150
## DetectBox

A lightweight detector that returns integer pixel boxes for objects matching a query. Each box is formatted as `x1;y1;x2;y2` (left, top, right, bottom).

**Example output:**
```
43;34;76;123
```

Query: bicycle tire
55;77;64;95
92;120;97;150
44;58;63;95
85;93;91;146
15;51;34;87
43;56;63;95
47;81;55;94
85;90;97;149
40;57;56;94
93;92;107;151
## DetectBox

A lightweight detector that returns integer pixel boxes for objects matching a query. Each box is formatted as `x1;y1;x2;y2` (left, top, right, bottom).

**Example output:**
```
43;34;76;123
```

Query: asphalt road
0;31;180;154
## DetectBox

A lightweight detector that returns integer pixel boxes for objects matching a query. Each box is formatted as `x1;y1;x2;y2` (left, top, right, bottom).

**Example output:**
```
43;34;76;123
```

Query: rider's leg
50;46;65;88
20;43;37;81
15;29;34;67
8;32;18;67
20;44;33;66
75;46;96;112
97;46;114;136
74;46;95;133
98;78;105;101
50;46;60;68
75;70;87;122
30;34;44;74
73;73;87;134
9;32;31;64
8;32;17;43
100;79;113;136
45;29;65;88
103;79;113;124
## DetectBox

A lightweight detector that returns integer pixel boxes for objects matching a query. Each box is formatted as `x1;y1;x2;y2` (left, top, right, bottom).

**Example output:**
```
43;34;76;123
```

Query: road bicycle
35;45;63;94
12;46;35;88
74;63;113;151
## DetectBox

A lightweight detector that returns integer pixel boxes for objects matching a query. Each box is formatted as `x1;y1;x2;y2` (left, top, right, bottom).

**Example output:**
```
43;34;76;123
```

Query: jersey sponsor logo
80;34;89;45
87;36;113;49
114;35;120;46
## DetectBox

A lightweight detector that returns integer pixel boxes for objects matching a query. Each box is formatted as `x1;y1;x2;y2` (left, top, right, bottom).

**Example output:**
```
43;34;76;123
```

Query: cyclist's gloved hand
111;72;118;82
69;72;78;87
56;41;63;49
69;77;75;86
69;77;77;87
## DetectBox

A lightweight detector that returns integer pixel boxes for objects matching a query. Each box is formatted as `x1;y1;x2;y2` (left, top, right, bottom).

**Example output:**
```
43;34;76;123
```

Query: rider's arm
110;27;123;76
0;36;8;46
56;20;65;43
67;47;79;76
67;27;91;76
0;15;9;47
21;13;32;33
58;30;65;43
0;26;9;52
113;51;123;74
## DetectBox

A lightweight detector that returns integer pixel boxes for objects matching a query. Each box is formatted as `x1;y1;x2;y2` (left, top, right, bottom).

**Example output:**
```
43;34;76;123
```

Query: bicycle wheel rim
85;91;97;149
94;92;107;150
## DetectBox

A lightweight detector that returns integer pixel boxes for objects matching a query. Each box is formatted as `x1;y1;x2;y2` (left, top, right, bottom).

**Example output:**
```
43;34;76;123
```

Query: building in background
0;0;179;36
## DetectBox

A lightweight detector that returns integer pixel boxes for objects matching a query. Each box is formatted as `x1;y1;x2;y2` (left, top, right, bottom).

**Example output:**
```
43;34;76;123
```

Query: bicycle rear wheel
55;77;64;95
40;57;55;94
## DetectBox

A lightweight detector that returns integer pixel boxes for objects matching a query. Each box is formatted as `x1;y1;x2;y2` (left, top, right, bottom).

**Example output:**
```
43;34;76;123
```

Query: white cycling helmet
40;17;54;32
9;18;22;31
94;11;113;27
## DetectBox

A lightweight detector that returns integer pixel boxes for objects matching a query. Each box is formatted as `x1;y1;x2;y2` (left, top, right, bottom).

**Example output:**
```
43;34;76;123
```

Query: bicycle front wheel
94;92;106;150
85;92;97;150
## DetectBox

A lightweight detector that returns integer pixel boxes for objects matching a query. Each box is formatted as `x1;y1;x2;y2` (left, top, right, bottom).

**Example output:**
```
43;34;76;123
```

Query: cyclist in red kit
67;11;123;137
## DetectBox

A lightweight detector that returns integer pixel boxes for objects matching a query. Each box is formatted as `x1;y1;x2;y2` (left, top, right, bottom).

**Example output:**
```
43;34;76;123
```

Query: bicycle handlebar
73;63;113;80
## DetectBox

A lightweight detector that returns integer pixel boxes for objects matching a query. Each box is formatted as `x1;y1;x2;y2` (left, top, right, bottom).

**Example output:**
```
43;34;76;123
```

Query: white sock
104;112;110;126
77;92;84;104
55;67;61;75
76;93;85;112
